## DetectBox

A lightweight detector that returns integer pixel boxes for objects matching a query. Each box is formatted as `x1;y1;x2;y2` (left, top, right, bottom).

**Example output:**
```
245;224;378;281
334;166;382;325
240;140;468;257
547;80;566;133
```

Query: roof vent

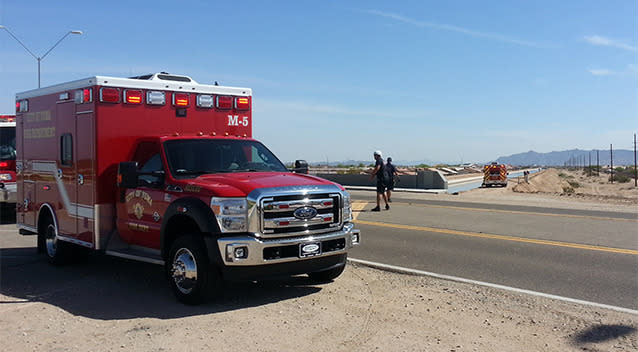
129;72;197;84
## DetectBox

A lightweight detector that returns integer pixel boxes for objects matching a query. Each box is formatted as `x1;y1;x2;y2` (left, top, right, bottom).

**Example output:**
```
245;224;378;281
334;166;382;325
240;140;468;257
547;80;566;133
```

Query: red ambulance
15;73;360;304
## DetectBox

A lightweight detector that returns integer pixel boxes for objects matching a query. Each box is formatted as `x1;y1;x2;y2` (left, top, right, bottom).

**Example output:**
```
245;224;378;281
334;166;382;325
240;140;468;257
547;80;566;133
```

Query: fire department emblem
133;203;144;220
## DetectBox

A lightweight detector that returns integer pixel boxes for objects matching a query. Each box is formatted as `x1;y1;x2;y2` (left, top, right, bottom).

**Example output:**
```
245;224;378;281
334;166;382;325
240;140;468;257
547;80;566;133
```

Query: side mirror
117;161;139;188
293;160;309;174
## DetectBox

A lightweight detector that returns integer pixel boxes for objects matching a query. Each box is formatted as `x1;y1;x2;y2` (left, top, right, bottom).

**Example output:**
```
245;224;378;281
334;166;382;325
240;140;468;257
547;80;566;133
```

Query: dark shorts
376;181;387;194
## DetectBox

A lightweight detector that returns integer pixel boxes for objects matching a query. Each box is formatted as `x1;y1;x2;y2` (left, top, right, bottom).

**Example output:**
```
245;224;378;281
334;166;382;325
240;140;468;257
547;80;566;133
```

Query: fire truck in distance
481;162;508;187
0;114;17;208
15;73;360;304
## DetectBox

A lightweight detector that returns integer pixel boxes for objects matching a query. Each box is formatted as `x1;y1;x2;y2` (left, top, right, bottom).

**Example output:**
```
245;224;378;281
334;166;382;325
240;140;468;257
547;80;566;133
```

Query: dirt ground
448;168;638;213
0;168;637;352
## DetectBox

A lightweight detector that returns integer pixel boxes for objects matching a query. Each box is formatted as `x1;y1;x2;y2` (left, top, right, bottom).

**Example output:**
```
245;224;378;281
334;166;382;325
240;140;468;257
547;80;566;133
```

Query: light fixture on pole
0;25;82;88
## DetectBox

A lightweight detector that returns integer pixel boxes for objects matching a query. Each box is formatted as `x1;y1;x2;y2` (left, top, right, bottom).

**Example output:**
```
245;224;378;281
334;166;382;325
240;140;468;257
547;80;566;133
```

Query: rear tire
39;216;72;265
167;235;220;305
308;260;346;282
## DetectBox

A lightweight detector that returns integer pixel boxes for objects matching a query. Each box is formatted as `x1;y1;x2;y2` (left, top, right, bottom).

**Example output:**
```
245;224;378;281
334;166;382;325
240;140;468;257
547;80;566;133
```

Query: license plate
299;242;322;258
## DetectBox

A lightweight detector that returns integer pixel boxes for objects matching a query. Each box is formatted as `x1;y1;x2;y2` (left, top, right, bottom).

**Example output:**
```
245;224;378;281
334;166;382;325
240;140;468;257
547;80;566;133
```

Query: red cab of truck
15;73;360;304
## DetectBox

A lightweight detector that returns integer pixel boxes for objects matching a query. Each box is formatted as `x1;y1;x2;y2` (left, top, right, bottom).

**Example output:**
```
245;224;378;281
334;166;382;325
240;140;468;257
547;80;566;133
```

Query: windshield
164;139;289;178
0;126;16;161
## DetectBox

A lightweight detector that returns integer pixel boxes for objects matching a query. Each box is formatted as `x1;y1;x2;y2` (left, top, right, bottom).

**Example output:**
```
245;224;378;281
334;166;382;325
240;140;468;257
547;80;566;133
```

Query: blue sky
1;0;636;164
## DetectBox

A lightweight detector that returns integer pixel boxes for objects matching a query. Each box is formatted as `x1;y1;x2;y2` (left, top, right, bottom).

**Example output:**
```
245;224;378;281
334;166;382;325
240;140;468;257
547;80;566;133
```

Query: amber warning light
235;97;250;110
173;93;189;107
124;90;143;104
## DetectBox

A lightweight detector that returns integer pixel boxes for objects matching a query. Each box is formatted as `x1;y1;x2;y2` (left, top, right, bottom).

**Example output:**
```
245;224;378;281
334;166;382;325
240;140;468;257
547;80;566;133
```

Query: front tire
308;260;347;282
167;235;220;305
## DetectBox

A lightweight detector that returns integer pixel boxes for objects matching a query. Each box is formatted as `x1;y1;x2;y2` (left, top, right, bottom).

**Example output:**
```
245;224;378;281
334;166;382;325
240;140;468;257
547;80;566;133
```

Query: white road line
348;257;638;316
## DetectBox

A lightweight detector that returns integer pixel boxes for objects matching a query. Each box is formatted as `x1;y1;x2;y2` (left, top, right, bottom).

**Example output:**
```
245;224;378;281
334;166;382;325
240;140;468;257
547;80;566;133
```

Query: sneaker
371;206;381;212
385;204;390;210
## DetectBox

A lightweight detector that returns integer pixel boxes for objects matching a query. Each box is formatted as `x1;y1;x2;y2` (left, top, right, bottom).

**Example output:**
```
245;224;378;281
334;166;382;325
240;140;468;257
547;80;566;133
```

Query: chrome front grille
260;192;341;237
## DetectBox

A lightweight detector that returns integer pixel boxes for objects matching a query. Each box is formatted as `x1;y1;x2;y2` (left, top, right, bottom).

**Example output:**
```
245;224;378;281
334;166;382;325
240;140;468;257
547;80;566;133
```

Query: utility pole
634;133;637;187
596;150;599;177
610;144;613;184
589;152;591;177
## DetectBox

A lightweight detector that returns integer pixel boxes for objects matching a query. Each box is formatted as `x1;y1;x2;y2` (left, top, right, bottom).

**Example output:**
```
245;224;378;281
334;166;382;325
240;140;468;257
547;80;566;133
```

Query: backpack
381;163;391;185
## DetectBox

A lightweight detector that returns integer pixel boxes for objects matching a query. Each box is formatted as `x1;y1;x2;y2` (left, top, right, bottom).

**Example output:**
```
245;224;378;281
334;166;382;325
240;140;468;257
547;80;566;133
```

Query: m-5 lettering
228;115;249;127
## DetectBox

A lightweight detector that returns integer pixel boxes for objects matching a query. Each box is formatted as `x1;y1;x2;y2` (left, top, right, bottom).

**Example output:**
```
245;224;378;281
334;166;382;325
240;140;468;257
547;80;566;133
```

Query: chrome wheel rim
45;224;57;258
171;248;198;294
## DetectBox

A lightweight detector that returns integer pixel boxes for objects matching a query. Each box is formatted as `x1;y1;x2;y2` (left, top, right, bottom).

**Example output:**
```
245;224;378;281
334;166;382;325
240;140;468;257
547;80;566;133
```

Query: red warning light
83;88;92;103
100;88;120;103
216;96;232;110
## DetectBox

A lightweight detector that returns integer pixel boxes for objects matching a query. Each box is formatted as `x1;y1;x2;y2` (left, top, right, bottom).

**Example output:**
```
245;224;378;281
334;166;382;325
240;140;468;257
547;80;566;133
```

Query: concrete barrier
313;170;448;190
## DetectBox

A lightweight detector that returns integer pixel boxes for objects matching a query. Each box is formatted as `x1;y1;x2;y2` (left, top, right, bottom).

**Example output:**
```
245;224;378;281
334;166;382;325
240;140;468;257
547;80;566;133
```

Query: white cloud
363;9;547;48
588;69;614;76
584;35;638;52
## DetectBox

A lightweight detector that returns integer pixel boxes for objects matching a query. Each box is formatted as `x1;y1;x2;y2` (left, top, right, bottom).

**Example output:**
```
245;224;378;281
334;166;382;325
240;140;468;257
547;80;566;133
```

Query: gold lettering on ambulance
24;127;55;139
125;190;153;206
125;191;135;203
25;111;52;122
127;222;149;232
184;185;201;193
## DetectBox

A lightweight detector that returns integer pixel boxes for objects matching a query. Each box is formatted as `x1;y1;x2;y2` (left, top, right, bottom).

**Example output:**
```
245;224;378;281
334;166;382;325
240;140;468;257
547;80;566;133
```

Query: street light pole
0;25;82;88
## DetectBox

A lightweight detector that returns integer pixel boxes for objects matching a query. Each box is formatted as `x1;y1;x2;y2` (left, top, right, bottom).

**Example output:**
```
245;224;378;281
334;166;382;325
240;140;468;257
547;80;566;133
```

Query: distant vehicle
0;114;16;207
15;73;360;304
482;162;508;187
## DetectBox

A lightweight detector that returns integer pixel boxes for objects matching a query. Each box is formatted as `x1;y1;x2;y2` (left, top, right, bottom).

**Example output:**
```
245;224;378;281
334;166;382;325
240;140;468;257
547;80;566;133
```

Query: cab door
117;141;168;249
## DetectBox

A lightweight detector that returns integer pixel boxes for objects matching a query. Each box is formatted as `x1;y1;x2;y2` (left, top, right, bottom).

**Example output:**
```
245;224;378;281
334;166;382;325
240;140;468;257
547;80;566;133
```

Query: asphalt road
2;195;636;311
349;193;638;310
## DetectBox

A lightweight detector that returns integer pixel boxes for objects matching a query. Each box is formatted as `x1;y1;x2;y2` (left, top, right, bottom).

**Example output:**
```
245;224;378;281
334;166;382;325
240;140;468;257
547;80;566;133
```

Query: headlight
210;198;248;232
343;191;353;222
0;173;11;181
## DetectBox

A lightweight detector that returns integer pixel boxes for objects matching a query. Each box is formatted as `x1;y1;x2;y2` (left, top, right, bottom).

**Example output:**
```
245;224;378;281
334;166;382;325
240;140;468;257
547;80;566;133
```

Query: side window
60;133;73;166
132;142;164;187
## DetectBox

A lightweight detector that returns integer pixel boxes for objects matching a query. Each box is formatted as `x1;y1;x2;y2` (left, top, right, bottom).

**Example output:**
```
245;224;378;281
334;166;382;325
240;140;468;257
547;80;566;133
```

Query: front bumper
0;182;16;203
217;222;360;266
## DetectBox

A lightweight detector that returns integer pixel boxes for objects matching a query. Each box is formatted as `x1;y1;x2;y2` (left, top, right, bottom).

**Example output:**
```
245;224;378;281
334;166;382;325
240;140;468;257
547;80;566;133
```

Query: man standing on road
369;150;390;211
385;157;399;203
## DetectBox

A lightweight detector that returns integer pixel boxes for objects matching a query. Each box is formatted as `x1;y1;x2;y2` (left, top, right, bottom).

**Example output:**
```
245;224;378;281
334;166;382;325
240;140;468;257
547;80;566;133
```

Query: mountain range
298;149;635;167
496;149;635;167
